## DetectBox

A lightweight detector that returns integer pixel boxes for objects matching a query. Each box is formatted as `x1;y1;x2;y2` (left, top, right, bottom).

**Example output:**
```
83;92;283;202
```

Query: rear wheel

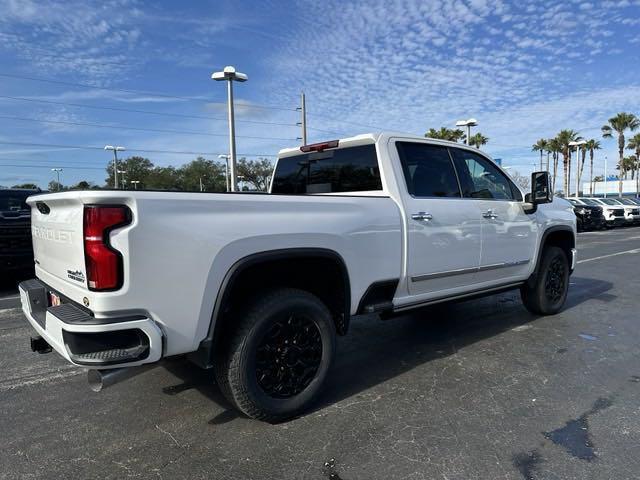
521;246;569;315
214;288;336;422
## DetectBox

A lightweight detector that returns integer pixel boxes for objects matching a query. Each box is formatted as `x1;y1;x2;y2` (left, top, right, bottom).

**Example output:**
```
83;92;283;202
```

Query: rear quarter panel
75;192;402;356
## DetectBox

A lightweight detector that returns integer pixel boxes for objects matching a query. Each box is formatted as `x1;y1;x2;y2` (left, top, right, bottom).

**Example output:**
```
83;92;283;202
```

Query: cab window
449;148;522;201
396;142;461;198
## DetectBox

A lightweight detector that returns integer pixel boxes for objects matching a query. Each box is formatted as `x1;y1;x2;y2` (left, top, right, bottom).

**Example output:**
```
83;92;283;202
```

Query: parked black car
567;198;606;231
0;189;39;276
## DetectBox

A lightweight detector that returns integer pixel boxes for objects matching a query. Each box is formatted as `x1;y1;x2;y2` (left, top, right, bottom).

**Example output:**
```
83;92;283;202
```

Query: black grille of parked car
0;223;32;253
612;209;625;217
631;208;640;215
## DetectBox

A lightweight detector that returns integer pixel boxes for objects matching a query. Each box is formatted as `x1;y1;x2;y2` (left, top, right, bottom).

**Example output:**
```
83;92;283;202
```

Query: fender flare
189;248;351;368
527;225;575;287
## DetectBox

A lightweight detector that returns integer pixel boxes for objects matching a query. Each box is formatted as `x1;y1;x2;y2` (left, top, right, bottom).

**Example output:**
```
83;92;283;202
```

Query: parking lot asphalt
1;228;640;480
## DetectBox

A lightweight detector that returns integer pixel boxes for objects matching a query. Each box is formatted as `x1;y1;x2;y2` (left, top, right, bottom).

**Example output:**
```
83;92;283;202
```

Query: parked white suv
19;133;576;421
579;197;626;227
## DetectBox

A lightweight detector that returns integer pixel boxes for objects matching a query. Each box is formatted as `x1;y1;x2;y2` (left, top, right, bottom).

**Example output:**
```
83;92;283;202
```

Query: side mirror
524;171;552;213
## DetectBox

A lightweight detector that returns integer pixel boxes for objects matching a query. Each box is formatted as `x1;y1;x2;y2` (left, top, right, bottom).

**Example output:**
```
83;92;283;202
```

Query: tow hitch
30;336;52;354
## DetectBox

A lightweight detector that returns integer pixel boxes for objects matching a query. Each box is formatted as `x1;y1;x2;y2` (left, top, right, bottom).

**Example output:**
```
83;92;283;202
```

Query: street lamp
199;175;206;192
130;180;140;190
117;170;127;189
104;145;125;189
569;140;586;197
212;66;248;192
51;168;63;190
455;118;478;145
218;154;230;192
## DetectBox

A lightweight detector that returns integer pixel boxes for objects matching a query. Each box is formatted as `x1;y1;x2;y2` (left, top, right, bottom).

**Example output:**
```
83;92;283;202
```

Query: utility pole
51;168;62;190
297;92;307;145
104;145;125;189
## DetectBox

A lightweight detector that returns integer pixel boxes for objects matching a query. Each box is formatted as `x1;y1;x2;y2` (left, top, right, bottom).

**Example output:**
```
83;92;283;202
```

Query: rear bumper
19;279;163;368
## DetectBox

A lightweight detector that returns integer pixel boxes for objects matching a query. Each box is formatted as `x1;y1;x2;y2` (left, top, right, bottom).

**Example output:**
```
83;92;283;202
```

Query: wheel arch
527;226;575;287
189;248;351;368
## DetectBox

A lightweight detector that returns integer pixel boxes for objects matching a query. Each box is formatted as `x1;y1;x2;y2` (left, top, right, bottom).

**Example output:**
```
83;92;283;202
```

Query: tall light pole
297;92;307;145
218;154;230;192
212;66;248;192
130;180;140;190
604;155;608;198
104;145;125;189
199;175;206;192
51;168;62;190
117;170;127;189
569;140;586;197
456;118;478;145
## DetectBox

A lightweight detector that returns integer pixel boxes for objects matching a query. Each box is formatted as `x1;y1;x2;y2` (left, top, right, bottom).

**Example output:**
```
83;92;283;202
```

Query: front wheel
214;288;336;422
521;246;570;315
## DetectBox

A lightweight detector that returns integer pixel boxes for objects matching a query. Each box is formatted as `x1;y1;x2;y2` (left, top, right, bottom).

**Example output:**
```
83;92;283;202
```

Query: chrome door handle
411;212;433;221
482;209;498;219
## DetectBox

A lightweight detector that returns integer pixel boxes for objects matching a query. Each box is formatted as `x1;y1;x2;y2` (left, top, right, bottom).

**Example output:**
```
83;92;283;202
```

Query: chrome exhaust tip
88;365;153;392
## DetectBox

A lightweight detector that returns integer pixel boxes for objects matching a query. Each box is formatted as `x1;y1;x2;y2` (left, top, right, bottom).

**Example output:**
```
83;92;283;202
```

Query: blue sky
0;0;639;189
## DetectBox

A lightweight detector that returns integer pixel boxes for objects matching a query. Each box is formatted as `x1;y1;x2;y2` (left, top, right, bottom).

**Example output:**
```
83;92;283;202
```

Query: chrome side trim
411;259;530;282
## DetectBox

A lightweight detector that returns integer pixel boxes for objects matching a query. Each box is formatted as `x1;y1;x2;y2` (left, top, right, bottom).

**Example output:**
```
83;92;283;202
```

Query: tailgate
28;194;88;290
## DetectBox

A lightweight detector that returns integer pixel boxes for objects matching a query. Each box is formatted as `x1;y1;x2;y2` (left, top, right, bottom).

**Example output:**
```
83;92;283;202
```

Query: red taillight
83;205;131;291
300;140;339;153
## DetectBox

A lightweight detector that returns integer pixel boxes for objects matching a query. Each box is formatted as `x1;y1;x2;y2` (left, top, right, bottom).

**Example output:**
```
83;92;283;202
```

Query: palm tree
547;137;562;192
555;129;582;196
469;132;489;148
584;139;601;196
627;133;640;197
602;112;640;197
531;139;548;171
424;127;466;142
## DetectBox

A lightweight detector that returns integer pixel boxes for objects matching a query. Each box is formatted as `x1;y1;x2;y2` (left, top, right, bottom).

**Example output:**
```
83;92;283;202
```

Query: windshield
0;190;31;214
600;198;622;205
568;199;582;206
579;198;600;206
619;198;637;205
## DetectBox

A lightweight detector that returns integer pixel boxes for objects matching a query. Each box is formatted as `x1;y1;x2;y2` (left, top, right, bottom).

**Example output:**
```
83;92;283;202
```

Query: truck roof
277;132;490;158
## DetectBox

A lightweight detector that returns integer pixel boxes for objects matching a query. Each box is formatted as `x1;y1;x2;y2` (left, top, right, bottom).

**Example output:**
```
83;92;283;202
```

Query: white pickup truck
20;132;576;421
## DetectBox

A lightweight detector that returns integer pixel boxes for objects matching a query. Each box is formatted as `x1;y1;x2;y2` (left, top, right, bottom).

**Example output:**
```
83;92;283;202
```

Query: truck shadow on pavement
161;276;612;423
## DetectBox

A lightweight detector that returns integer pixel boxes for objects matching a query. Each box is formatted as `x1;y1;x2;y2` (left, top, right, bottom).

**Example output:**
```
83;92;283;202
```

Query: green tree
177;157;227;192
468;133;488;149
106;156;155;189
425;127;466;142
593;175;604;182
69;180;95;190
617;156;638;179
547;137;561;192
237;158;275;191
11;183;39;189
602;112;640;197
627;133;640;196
584;139;601;196
145;166;180;190
531;138;548;171
555;130;582;195
48;180;64;192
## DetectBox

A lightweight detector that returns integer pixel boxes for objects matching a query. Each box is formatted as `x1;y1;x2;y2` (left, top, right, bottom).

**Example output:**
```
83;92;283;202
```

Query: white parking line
577;248;640;264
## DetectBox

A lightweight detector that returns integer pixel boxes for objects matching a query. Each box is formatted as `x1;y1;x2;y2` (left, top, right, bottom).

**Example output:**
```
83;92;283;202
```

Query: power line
305;111;385;131
0;95;300;127
0;141;278;157
0;163;104;170
0;114;298;141
0;73;297;112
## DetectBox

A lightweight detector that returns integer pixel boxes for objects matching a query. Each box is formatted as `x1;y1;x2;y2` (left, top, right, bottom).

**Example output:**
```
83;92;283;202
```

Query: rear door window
271;144;382;194
395;142;461;198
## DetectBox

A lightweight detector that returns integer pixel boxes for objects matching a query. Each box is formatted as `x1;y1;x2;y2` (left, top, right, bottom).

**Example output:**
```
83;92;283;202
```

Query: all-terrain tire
214;288;336;422
521;246;570;315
